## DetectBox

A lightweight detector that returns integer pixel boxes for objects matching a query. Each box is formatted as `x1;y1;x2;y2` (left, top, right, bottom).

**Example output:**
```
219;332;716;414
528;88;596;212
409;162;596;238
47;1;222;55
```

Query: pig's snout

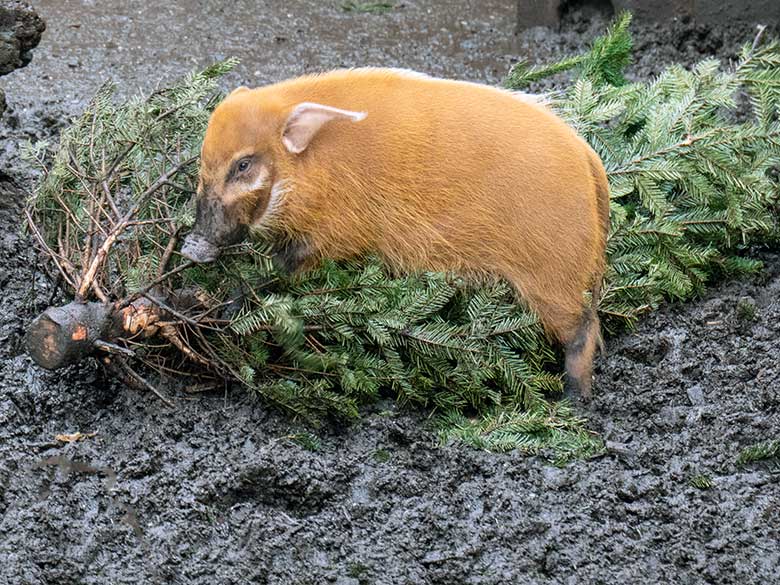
181;233;221;264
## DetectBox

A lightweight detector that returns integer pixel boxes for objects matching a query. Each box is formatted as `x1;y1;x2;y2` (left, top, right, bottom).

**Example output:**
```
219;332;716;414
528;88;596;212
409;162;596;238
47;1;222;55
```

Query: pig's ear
282;102;367;154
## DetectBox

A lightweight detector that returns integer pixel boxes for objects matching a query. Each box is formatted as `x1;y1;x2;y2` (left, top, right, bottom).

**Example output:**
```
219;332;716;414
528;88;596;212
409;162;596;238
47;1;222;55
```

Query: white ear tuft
282;102;367;154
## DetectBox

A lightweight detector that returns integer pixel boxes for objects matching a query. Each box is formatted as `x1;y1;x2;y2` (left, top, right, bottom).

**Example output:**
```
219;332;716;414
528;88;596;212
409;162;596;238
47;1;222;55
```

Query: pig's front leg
223;239;313;319
221;240;310;319
271;238;312;274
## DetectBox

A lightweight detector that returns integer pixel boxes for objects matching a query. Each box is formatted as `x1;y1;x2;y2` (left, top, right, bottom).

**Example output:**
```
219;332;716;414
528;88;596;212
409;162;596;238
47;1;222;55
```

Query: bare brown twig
116;260;195;310
114;357;175;407
159;324;211;367
77;155;197;300
24;207;78;291
156;224;180;277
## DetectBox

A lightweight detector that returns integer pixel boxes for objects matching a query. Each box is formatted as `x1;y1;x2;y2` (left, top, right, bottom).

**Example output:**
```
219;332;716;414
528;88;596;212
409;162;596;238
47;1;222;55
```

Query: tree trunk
26;298;168;370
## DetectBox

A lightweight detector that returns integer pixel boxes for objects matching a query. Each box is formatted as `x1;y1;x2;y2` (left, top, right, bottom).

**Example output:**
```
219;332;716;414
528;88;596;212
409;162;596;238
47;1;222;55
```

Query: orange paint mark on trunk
71;325;87;341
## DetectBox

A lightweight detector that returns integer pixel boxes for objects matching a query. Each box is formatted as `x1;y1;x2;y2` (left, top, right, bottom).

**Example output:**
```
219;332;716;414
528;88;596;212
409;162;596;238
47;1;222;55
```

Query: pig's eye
237;158;252;173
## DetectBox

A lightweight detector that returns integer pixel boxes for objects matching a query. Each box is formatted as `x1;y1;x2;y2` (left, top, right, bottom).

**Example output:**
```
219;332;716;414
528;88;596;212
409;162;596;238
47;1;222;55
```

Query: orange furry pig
181;68;610;399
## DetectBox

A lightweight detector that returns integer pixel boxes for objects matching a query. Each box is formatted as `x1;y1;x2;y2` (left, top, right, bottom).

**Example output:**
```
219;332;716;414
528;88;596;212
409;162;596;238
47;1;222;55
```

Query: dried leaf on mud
54;432;97;443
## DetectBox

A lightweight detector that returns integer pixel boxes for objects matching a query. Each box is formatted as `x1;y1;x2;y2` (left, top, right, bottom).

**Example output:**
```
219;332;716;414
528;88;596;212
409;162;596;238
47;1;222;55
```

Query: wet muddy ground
1;2;778;583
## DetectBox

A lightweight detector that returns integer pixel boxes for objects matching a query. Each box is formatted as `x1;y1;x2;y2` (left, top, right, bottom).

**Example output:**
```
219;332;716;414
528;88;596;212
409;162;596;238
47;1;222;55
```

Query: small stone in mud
622;336;671;365
541;465;573;490
686;384;705;405
656;406;688;429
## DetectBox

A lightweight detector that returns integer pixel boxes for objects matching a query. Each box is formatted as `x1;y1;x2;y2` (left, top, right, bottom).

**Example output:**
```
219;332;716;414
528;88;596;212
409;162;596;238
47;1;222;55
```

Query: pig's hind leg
563;305;601;403
517;279;601;404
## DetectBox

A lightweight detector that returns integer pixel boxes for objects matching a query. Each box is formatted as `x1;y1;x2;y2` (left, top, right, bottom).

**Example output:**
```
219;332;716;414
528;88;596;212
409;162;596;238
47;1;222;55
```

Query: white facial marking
253;178;290;228
222;166;270;206
225;167;271;205
248;167;271;192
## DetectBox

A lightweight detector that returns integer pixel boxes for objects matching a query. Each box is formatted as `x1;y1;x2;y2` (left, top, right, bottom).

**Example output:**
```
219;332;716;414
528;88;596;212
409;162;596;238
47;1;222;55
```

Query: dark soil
1;2;778;584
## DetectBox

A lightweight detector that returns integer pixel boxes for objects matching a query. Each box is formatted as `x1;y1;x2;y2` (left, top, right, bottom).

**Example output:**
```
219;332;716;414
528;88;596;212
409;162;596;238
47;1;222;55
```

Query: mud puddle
0;2;777;583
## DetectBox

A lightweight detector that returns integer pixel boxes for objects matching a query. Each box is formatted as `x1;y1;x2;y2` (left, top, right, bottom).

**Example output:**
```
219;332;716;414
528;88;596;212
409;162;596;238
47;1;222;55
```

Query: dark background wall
518;0;780;29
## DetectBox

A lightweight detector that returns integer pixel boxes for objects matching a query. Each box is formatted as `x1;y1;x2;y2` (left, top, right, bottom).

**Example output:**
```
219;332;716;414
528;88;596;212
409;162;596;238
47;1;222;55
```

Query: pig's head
181;86;367;264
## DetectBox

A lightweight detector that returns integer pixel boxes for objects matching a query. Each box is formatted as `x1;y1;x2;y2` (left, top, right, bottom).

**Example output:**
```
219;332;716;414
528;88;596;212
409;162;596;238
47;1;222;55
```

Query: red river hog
181;68;610;400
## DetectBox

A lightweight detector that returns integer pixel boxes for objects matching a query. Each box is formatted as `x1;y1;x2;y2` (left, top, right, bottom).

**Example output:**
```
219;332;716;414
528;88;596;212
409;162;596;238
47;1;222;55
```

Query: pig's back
264;68;594;201
263;69;604;282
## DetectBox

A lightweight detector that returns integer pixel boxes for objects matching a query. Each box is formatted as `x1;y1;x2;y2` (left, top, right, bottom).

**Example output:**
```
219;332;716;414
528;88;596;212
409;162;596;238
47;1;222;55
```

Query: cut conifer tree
24;14;780;459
